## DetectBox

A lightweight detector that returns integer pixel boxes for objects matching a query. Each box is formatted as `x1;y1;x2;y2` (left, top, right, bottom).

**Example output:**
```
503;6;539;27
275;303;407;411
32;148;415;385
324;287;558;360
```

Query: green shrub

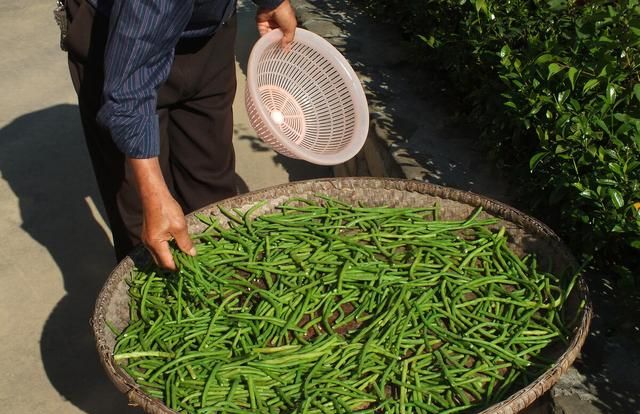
357;0;640;288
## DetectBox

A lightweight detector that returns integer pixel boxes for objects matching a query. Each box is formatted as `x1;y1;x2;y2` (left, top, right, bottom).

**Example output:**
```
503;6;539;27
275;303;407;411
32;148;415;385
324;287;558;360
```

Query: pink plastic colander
245;28;369;165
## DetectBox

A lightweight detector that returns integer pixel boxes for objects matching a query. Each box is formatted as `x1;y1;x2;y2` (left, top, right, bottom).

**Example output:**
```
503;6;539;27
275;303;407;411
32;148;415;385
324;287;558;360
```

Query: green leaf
555;145;568;154
611;136;624;149
557;113;570;126
557;90;569;105
596;184;605;196
535;126;549;144
613;113;635;123
475;0;488;14
598;64;611;77
604;149;619;160
609;189;624;208
535;54;554;64
547;0;568;10
633;133;640;150
609;162;624;177
634;84;640;103
630;240;640;249
627;160;640;172
529;151;549;171
417;35;436;47
567;67;578;90
569;99;581;111
616;122;634;136
606;84;617;104
583;79;599;94
579;189;595;199
548;63;564;79
596;178;618;186
504;101;517;109
499;45;511;58
594;118;611;136
530;103;544;116
514;59;521;72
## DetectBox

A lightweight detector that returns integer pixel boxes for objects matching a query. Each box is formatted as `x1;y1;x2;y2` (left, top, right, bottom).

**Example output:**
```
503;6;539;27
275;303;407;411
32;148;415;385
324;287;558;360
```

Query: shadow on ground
237;134;333;181
0;104;138;413
571;274;640;413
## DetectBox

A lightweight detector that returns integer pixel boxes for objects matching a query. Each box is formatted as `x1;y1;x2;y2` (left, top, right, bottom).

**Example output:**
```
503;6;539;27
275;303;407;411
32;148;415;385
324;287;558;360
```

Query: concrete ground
0;1;330;413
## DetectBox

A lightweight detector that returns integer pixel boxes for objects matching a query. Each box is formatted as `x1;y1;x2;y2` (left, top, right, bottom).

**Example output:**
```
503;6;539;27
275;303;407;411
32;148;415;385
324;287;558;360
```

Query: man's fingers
257;22;270;36
173;224;196;257
256;0;297;49
145;226;193;271
148;239;176;271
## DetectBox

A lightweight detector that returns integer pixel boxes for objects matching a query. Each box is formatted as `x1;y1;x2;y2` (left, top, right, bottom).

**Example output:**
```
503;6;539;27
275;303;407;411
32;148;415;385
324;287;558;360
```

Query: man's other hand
256;0;297;49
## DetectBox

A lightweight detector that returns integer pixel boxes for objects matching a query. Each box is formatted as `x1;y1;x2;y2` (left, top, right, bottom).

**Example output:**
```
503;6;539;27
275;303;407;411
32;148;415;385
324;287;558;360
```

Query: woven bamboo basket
92;177;592;414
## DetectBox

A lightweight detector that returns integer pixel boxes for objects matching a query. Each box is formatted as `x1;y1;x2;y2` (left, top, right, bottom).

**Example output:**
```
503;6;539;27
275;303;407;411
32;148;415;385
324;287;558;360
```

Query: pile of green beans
112;196;579;414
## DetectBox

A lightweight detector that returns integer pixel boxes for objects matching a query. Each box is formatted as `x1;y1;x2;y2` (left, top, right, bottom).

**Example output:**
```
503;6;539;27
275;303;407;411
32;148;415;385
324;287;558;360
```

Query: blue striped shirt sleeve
97;0;195;158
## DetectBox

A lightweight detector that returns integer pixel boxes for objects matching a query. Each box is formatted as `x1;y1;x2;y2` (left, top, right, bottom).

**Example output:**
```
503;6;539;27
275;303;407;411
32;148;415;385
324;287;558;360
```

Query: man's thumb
174;228;196;257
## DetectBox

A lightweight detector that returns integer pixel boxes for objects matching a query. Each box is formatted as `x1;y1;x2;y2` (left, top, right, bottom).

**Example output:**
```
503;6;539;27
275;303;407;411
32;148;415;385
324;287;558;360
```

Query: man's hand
256;0;297;49
128;157;195;270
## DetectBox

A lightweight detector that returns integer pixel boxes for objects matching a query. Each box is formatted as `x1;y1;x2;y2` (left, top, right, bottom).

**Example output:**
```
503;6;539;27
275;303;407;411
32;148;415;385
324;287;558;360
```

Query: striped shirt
91;0;283;158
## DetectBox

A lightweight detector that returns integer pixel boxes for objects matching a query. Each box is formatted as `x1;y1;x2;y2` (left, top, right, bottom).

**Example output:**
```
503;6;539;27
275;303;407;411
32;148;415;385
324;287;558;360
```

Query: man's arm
98;0;194;158
97;0;196;269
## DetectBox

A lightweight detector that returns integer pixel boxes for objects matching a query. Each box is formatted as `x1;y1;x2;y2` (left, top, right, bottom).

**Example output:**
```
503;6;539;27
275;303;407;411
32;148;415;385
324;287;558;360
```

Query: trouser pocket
65;0;107;64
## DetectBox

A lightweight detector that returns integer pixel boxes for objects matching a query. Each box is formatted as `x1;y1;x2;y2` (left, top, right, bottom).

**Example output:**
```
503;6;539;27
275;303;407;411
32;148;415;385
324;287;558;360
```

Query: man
64;0;296;270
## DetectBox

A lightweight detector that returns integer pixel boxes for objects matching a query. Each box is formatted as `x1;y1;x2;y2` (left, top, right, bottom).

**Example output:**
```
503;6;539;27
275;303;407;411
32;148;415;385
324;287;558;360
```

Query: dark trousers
65;0;238;260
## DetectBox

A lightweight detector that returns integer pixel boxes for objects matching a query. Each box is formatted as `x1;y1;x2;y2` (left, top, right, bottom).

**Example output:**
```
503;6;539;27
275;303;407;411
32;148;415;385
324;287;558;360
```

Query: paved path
0;1;330;413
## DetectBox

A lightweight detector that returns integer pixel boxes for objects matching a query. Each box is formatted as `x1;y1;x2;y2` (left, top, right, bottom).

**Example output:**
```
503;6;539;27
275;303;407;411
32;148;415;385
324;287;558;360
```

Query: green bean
113;196;581;414
114;351;174;361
